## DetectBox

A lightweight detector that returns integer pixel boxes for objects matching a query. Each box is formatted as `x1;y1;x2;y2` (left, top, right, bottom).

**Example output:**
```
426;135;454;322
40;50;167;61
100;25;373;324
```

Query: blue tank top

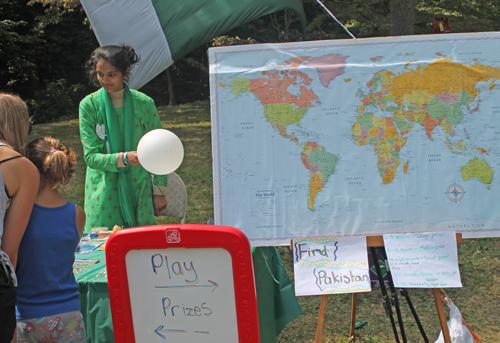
15;202;81;319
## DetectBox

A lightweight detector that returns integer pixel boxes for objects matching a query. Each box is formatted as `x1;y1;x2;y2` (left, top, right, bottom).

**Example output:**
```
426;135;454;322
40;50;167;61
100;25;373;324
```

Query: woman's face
96;59;130;93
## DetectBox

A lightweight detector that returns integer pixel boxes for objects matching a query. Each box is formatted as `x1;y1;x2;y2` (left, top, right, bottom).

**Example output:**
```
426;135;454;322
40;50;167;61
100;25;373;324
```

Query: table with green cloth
74;244;301;343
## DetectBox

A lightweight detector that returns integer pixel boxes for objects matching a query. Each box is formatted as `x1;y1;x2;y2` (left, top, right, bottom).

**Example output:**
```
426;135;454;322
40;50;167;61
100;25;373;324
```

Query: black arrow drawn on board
154;326;210;339
154;326;187;339
155;280;219;292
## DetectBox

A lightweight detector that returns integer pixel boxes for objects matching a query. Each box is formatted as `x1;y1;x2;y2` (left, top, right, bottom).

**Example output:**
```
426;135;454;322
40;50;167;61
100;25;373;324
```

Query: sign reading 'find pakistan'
209;33;500;245
293;236;370;296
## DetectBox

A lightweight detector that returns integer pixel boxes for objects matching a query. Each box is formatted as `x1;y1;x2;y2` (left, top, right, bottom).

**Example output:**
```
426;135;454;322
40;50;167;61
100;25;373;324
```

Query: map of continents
228;54;347;210
226;54;500;210
352;57;500;185
210;33;500;244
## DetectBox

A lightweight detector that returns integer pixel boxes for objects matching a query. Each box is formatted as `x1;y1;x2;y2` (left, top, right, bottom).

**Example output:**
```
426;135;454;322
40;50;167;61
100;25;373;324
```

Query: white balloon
137;129;184;175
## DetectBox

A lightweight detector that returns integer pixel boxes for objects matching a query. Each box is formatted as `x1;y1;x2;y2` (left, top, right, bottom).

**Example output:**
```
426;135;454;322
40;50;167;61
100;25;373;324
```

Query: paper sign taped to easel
293;236;371;296
383;231;462;288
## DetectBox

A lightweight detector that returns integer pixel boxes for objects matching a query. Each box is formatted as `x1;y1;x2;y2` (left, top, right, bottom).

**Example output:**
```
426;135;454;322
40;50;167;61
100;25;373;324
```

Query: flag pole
315;0;356;39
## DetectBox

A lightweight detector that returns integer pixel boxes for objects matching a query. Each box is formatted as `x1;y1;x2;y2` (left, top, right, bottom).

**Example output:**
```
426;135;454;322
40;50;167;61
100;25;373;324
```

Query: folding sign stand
369;246;408;343
106;224;260;343
348;235;462;343
311;234;461;343
368;247;428;343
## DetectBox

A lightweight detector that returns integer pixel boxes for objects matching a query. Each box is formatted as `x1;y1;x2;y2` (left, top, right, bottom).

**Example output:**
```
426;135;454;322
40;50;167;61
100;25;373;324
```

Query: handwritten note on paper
383;231;462;288
293;236;371;296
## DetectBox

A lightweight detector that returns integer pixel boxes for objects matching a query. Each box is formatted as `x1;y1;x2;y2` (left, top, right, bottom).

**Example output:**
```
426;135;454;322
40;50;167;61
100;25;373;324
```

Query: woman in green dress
79;44;167;231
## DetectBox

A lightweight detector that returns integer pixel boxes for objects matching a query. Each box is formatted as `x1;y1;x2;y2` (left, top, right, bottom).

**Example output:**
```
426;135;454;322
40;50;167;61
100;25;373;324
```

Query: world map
209;33;500;246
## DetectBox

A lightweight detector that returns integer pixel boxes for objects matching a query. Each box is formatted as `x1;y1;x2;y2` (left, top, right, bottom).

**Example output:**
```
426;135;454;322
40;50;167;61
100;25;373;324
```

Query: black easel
342;235;459;343
370;247;402;343
399;288;430;343
370;247;429;343
369;247;430;343
380;248;430;343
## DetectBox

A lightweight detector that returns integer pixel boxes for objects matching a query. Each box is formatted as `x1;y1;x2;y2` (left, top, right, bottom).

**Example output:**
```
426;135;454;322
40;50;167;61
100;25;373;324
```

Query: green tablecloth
75;245;301;343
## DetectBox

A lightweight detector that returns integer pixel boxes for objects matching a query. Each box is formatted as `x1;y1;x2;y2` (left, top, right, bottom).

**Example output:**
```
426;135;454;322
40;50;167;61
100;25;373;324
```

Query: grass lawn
31;100;500;342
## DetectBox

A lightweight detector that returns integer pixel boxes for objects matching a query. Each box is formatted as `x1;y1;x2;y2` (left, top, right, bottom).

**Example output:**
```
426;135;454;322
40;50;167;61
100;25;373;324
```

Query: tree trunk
164;67;176;106
390;0;415;36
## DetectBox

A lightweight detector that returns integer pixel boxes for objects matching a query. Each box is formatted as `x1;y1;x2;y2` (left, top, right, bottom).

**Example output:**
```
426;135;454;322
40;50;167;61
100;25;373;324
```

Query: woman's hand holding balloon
126;151;141;166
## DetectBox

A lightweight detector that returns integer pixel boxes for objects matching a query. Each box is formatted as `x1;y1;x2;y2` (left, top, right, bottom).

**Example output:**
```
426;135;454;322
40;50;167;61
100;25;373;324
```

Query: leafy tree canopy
2;0;500;122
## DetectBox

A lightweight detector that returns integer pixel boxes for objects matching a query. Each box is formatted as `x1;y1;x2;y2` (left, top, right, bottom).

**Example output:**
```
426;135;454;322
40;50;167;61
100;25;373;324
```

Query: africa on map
209;32;500;246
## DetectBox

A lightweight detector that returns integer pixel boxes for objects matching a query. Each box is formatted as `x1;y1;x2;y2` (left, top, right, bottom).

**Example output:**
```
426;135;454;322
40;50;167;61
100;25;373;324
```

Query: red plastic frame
105;224;260;343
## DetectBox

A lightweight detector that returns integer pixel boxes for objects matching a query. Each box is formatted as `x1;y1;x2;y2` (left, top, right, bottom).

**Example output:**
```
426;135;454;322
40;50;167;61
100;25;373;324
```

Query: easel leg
400;289;429;343
432;288;451;343
370;247;400;343
381;249;407;343
349;293;357;342
315;294;328;343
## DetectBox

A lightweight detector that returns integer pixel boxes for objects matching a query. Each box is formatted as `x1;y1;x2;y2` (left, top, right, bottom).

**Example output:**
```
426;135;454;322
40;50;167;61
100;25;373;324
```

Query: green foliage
0;0;97;123
28;0;81;10
416;0;500;33
211;35;257;47
141;48;212;107
304;0;392;38
27;79;84;123
4;0;500;121
300;0;500;38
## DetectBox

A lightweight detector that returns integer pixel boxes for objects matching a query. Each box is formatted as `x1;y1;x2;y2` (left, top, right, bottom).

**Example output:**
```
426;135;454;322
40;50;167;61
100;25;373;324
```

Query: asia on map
209;32;500;246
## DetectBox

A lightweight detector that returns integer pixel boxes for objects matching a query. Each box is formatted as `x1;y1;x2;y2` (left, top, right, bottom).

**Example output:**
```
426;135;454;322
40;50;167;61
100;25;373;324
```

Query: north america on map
209;33;500;245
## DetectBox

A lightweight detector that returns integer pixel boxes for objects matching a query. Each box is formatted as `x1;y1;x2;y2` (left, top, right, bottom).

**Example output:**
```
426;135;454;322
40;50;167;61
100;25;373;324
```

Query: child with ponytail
15;137;86;342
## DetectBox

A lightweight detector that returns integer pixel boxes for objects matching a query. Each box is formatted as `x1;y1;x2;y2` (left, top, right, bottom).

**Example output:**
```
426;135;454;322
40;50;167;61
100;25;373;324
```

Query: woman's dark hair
85;44;141;87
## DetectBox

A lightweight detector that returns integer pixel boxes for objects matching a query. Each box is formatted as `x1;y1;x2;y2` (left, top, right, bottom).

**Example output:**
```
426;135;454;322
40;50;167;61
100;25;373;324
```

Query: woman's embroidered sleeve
79;95;120;173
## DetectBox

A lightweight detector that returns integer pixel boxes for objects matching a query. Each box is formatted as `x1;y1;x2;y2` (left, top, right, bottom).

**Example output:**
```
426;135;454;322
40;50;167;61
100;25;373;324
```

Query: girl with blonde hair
0;93;39;343
15;137;86;342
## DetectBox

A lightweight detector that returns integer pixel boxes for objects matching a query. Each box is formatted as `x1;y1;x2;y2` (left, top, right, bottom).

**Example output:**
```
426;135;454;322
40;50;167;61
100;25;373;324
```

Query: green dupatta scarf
99;84;136;227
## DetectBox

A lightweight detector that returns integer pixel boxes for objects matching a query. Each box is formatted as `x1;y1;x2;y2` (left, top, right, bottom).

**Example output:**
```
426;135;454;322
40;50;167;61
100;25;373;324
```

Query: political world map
209;33;500;246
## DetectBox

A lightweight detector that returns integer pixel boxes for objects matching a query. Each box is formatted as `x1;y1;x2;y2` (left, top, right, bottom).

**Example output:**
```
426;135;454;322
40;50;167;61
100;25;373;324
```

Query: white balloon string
315;0;356;39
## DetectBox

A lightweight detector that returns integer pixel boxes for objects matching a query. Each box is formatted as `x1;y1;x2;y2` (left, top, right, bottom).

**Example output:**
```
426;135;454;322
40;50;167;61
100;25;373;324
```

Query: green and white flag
81;0;306;90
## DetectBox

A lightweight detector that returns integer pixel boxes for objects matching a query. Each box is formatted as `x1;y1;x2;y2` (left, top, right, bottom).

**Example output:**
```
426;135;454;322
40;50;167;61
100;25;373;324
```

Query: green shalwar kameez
79;89;167;231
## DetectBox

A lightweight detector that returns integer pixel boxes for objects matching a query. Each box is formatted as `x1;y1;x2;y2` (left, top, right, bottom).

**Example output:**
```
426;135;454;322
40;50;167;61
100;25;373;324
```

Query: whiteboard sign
126;248;237;342
106;225;259;343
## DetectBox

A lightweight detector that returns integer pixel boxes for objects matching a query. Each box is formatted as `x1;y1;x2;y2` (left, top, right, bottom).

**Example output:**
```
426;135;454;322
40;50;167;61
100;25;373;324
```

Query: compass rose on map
446;183;465;203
